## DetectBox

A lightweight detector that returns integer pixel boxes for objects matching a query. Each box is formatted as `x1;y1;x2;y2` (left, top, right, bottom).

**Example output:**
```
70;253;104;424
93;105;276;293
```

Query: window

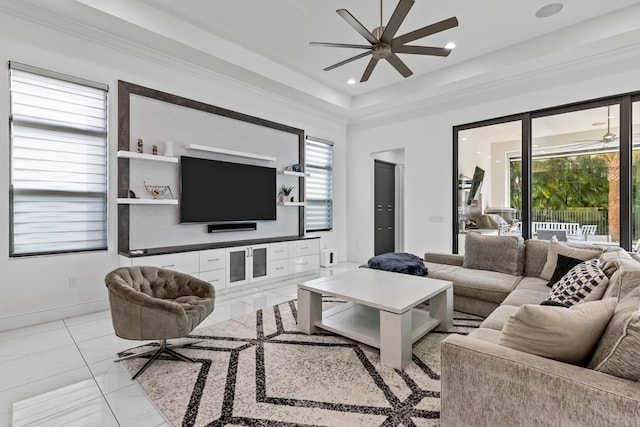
305;136;333;231
9;63;108;256
455;93;640;252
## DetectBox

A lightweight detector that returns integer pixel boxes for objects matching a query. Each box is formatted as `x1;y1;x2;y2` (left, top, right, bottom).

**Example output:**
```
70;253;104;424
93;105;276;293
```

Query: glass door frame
453;93;637;253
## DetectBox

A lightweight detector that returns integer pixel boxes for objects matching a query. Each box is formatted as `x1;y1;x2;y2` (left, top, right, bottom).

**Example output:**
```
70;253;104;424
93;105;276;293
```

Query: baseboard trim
0;298;110;332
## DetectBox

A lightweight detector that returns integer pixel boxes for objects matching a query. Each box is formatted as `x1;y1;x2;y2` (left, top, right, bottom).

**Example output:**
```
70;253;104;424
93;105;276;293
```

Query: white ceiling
6;0;640;119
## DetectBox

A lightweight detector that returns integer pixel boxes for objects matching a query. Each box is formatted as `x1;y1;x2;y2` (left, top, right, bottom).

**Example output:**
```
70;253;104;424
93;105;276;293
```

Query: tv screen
180;156;276;223
467;166;485;205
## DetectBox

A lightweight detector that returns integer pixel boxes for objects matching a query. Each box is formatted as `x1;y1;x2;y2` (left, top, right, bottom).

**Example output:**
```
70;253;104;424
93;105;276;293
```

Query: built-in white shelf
280;201;305;206
117;150;178;163
280;170;310;177
185;144;276;162
117;198;178;205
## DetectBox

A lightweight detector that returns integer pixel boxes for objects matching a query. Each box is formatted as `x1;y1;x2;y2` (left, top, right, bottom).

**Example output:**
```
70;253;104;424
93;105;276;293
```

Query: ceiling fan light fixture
535;3;563;19
444;42;456;49
347;78;356;85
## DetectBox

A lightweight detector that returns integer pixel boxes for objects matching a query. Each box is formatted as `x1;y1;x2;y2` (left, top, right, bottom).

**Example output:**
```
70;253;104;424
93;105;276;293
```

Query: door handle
377;227;382;231
387;227;393;230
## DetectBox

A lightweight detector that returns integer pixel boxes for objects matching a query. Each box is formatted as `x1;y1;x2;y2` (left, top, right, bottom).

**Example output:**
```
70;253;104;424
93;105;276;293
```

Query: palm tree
599;153;620;242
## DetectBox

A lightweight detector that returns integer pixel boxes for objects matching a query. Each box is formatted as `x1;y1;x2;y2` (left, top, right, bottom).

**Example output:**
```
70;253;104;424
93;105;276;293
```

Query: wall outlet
68;277;79;288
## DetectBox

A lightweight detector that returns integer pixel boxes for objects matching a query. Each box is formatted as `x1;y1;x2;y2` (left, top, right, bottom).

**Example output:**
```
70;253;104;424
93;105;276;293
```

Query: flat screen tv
180;156;276;223
467;166;485;205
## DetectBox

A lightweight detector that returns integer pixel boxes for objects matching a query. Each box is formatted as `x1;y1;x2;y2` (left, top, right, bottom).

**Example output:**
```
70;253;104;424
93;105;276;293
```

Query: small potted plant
279;185;294;203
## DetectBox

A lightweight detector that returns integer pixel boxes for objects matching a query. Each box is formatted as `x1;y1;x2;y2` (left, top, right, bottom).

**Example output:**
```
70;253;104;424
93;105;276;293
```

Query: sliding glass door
455;120;522;254
531;105;620;244
454;92;640;253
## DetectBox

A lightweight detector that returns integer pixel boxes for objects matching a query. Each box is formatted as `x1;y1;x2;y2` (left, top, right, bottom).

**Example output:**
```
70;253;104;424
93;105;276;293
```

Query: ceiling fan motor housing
372;44;392;59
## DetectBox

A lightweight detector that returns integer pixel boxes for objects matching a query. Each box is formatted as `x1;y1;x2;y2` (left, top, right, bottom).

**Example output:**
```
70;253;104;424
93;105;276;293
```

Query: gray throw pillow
588;287;640;381
540;240;601;280
499;298;616;365
462;232;525;276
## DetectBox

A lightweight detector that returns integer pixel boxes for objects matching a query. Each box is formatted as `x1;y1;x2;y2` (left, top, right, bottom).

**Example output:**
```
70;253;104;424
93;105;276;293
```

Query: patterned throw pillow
547;259;608;306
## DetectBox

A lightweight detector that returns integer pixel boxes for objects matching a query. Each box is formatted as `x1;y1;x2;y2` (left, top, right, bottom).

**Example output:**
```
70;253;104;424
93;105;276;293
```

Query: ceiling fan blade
385;53;413;78
392;45;451;56
323;50;372;71
309;42;372;49
336;9;378;45
392;16;459;46
380;0;415;44
360;58;379;82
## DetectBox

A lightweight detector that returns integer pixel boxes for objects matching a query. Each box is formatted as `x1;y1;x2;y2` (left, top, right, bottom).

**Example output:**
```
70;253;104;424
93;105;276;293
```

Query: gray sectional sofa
424;232;640;426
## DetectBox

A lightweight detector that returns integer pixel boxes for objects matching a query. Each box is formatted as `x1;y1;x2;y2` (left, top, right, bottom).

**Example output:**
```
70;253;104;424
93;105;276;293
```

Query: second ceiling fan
310;0;458;82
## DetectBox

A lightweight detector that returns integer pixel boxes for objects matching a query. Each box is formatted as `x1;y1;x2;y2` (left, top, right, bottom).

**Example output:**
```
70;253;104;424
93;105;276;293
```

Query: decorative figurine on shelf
279;185;294;203
137;137;143;153
291;164;302;172
127;189;138;199
152;144;158;155
144;181;174;199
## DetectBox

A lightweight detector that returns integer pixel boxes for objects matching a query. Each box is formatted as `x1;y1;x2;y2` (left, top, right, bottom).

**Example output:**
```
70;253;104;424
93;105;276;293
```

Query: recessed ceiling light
347;78;356;85
445;42;456;50
535;3;563;18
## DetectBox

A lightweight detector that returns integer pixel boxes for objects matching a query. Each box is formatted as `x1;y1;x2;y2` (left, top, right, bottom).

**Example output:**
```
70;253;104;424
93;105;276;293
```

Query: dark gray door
374;160;395;255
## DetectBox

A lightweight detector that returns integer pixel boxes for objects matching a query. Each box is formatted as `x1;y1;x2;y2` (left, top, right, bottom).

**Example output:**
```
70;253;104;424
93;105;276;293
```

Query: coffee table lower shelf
315;302;440;350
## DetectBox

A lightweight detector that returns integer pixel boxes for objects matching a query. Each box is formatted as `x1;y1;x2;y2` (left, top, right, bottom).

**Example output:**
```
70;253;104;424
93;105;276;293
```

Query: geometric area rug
121;298;484;427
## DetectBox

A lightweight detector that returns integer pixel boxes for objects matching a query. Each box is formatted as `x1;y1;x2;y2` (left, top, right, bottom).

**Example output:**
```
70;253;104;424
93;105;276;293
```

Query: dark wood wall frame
117;80;306;254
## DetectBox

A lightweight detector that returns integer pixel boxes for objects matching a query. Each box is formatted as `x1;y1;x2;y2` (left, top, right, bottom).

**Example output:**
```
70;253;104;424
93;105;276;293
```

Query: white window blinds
305;136;333;231
9;63;108;256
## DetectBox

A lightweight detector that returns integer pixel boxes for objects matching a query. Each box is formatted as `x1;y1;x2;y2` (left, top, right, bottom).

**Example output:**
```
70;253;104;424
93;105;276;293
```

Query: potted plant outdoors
279;185;295;203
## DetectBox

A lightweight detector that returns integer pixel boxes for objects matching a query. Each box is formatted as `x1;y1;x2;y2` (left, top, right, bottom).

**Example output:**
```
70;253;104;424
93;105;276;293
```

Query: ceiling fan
310;0;458;82
549;106;640;154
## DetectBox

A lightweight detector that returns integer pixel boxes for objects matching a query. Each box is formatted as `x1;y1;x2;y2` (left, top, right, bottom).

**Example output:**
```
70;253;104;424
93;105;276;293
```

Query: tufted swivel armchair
105;266;215;379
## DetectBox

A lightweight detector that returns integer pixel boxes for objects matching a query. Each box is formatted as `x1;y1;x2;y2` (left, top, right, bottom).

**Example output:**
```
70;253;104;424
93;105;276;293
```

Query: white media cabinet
119;237;320;291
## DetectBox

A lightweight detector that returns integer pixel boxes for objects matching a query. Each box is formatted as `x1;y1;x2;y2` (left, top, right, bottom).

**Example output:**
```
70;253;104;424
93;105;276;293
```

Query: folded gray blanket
367;252;428;276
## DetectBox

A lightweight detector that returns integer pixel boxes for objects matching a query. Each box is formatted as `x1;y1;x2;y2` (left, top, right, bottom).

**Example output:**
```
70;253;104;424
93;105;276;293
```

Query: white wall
0;12;347;330
347;58;640;263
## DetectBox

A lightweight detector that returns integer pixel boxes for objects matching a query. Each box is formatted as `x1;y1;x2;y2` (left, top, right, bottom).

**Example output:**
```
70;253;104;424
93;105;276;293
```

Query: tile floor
0;262;359;427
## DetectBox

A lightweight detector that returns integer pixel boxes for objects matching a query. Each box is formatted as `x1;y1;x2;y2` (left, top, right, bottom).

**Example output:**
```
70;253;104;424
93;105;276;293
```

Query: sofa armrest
424;252;464;266
441;334;640;427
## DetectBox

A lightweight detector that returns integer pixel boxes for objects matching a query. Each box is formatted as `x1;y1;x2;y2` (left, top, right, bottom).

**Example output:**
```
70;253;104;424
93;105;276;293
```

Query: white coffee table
297;268;453;370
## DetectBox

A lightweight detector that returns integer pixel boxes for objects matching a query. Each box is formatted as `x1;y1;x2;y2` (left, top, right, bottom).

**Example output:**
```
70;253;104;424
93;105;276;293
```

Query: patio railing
531;210;609;235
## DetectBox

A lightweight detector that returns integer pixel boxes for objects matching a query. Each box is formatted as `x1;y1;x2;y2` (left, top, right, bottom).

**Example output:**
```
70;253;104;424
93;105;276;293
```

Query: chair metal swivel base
115;339;198;380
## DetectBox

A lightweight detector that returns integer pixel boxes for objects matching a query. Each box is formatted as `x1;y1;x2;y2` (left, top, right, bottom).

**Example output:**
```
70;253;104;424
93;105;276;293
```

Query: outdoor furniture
537;229;568;241
531;222;580;236
580;224;598;238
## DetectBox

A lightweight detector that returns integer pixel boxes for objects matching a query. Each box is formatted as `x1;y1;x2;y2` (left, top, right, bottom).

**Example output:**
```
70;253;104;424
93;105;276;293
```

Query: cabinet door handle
275;267;284;270
207;258;219;262
301;246;308;250
161;264;175;268
377;227;382;231
387;226;393;230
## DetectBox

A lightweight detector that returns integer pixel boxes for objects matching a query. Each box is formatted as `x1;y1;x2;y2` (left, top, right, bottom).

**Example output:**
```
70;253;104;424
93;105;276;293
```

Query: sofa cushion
467;328;501;344
588;287;640;381
450;268;520;304
480;305;520;331
502;288;550;307
498;298;617;365
546;259;609;306
602;251;640;300
524;239;550;278
514;276;551;292
463;233;525;276
540;240;601;280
